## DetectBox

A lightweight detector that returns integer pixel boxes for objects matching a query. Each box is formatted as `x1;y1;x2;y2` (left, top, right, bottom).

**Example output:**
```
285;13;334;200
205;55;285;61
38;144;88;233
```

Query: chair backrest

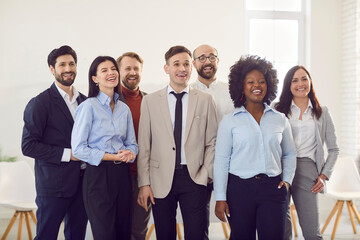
0;161;36;203
326;157;360;193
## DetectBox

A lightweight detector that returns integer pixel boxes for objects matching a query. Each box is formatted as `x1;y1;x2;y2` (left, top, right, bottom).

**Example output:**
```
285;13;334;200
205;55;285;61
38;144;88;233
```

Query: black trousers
204;182;213;240
35;175;87;240
227;173;287;240
83;162;132;240
152;167;207;240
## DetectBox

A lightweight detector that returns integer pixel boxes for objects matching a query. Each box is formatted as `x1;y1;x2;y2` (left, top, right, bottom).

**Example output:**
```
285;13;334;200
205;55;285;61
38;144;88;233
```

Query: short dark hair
165;45;192;64
229;55;278;108
274;65;322;119
88;56;121;98
116;52;144;68
47;45;77;68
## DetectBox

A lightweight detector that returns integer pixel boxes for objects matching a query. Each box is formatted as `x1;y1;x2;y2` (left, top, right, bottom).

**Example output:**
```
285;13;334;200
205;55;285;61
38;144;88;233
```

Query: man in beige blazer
137;45;218;240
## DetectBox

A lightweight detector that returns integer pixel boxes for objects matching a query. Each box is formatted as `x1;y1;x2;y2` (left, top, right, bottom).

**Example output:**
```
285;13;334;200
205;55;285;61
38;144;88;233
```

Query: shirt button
172;147;175;151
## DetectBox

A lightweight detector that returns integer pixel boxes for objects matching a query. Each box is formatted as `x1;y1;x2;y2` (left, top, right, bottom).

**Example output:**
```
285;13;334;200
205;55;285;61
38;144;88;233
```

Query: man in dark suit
22;45;88;240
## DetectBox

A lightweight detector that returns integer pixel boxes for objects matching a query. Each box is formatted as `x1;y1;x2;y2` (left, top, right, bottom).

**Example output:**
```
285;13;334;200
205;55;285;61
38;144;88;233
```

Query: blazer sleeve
137;96;152;187
21;96;64;165
320;107;340;179
203;95;218;180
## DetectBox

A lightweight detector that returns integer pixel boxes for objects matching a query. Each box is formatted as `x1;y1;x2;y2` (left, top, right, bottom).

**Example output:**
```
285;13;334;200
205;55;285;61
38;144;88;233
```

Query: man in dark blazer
22;45;88;240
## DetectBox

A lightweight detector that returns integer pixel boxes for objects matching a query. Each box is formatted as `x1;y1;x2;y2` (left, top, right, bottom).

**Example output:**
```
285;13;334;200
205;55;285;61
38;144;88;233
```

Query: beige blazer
137;86;218;198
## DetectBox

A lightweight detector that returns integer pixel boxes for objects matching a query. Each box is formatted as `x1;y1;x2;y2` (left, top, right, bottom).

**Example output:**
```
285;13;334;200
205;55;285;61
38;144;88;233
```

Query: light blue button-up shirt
71;91;138;166
214;104;296;201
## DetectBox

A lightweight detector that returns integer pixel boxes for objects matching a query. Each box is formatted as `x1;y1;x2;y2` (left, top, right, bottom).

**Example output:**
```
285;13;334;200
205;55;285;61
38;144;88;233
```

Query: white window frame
244;1;306;66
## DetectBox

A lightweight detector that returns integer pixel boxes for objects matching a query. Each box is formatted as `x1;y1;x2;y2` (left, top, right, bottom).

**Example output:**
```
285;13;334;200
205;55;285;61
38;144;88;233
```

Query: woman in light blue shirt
214;55;296;240
71;56;138;240
275;66;339;240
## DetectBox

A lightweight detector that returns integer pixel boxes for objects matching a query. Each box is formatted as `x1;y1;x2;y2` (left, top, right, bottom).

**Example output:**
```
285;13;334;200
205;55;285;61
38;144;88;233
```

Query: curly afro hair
228;55;278;108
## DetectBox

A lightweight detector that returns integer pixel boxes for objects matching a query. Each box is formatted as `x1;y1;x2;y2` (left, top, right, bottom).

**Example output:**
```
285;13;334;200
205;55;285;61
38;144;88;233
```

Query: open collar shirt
71;91;138;166
191;79;234;121
289;100;317;161
214;104;297;201
54;82;79;162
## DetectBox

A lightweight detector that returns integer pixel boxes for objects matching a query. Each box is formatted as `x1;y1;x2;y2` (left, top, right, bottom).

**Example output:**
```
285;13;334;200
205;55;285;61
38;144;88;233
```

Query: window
245;0;305;96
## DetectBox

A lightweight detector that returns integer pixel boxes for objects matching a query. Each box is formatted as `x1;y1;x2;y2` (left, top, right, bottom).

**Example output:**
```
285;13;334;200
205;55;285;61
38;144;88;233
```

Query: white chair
290;199;298;237
0;161;37;240
321;157;360;240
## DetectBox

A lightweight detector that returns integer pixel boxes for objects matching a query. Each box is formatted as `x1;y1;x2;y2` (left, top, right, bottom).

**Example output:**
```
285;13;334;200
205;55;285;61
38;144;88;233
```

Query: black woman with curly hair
213;55;297;240
275;66;339;240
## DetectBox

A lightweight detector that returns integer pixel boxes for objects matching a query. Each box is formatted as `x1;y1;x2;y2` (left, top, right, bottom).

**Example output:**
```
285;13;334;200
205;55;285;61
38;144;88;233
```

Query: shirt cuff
214;192;227;201
61;148;71;162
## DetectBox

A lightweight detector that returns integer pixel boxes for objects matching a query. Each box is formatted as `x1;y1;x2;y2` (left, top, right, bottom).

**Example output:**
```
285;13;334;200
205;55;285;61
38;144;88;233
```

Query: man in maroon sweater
117;52;149;240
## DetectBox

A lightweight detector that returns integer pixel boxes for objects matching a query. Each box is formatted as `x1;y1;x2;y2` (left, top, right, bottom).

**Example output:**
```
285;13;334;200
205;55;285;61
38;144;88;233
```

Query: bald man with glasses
192;44;233;121
191;44;234;240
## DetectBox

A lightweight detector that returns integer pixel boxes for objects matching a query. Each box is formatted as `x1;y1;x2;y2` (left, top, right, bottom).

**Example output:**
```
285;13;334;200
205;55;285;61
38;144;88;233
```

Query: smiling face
119;56;142;90
193;45;219;82
92;60;119;93
243;69;267;105
50;54;77;87
164;52;192;92
290;68;311;99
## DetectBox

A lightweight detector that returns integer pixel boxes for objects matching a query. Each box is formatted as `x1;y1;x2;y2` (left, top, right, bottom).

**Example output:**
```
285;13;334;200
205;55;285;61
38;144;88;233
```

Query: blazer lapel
184;88;198;143
159;87;175;139
50;83;74;125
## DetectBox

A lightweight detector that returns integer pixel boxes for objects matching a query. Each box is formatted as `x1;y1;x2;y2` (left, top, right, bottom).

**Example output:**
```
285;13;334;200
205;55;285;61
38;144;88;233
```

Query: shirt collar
167;84;190;95
96;91;119;106
233;103;272;116
194;79;218;90
54;82;79;103
291;99;313;112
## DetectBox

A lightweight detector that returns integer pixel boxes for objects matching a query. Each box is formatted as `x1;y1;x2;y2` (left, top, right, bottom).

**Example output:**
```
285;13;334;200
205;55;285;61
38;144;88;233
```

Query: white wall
0;0;342;162
308;0;342;147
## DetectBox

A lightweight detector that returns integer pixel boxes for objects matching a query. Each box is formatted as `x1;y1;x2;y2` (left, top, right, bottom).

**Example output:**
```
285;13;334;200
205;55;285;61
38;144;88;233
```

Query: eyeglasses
195;55;218;63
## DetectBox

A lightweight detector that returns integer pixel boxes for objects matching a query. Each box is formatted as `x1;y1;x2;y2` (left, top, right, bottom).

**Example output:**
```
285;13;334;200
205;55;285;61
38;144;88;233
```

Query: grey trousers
284;157;323;240
131;174;152;240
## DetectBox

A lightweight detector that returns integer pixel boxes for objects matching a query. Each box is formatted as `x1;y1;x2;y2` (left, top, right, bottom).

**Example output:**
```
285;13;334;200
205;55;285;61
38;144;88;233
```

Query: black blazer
22;83;87;197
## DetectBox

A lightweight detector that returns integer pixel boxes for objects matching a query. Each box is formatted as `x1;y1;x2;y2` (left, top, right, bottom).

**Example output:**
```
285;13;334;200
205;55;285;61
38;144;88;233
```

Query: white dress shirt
289;100;317;161
55;82;79;162
190;79;234;121
167;85;189;165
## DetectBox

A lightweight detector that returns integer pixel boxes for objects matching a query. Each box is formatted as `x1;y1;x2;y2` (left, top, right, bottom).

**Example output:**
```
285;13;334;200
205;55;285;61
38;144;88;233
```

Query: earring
240;94;244;102
96;83;99;87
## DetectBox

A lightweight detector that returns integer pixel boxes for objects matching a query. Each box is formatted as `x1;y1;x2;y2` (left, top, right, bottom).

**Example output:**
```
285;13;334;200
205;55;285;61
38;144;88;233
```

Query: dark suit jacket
22;83;87;198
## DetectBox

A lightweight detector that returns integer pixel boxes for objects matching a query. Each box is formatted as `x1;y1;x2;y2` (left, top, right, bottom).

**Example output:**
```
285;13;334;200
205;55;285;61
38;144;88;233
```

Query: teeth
204;67;212;70
252;90;261;93
297;88;305;91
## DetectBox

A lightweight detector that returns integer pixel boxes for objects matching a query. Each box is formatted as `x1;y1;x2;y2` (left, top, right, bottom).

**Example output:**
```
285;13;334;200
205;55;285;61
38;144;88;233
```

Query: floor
1;195;359;239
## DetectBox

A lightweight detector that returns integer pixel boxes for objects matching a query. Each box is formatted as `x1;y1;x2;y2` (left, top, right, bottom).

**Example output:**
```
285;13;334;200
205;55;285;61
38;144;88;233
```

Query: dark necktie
171;91;186;169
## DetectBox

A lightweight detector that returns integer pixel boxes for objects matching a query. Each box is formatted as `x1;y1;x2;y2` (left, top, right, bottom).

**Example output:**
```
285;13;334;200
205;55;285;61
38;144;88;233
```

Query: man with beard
191;44;234;239
116;52;149;240
22;45;88;240
191;44;233;121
